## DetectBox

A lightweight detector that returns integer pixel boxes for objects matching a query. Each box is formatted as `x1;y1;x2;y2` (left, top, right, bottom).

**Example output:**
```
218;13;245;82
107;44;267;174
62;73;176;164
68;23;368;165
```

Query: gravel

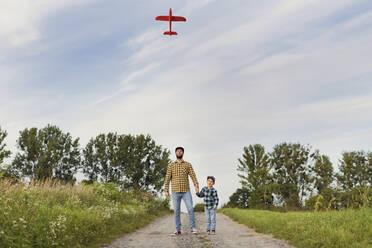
101;212;294;248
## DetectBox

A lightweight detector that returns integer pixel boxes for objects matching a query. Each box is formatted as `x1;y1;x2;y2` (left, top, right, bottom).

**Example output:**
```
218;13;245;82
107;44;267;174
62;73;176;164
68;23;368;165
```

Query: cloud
71;0;372;204
94;62;161;104
0;0;98;47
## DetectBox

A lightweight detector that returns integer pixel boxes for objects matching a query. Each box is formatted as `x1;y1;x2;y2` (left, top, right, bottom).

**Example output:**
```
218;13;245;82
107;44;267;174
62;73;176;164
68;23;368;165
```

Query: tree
237;144;274;207
337;151;372;190
270;143;315;208
82;133;122;183
120;134;170;192
226;187;251;208
82;133;170;192
0;126;11;166
0;127;17;182
312;154;334;194
11;124;80;182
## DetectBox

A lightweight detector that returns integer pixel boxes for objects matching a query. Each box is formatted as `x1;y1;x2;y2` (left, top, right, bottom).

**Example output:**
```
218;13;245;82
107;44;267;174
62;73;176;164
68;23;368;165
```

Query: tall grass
220;208;372;248
0;179;170;248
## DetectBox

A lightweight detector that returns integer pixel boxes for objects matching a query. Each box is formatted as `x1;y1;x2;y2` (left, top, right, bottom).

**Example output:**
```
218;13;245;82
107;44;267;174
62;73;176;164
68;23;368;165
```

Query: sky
1;0;372;207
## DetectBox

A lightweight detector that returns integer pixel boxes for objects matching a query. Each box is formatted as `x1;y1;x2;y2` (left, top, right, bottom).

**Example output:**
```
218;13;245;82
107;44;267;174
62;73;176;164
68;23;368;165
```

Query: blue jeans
205;207;216;231
171;190;196;231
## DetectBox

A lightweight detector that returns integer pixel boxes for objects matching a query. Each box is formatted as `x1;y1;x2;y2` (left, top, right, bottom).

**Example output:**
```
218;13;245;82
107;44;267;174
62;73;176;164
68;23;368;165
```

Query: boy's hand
165;192;169;198
195;187;199;194
213;206;217;210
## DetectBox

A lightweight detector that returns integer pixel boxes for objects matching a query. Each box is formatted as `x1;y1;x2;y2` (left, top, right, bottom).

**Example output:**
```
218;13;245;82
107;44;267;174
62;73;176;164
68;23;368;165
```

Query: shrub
0;179;170;248
194;203;205;212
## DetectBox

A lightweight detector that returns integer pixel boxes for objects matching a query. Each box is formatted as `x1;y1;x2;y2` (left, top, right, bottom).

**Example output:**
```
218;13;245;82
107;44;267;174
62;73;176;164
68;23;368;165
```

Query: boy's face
207;178;214;187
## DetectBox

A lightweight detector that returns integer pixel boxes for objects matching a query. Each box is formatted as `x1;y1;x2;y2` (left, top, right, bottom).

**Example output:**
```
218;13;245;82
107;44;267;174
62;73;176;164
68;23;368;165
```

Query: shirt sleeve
188;163;199;189
213;189;219;207
197;187;205;198
164;164;172;193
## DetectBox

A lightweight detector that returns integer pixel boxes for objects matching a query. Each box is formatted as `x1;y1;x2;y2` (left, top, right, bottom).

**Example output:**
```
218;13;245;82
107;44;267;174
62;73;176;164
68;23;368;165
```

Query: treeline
0;125;170;192
227;143;372;210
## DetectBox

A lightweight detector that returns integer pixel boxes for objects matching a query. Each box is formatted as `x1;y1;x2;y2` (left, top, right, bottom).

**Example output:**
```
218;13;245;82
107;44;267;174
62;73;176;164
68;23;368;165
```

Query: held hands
165;192;169;198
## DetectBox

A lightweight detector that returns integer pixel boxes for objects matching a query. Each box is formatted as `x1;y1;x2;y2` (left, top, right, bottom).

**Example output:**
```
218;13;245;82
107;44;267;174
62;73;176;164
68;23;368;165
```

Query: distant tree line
226;143;372;210
0;125;170;192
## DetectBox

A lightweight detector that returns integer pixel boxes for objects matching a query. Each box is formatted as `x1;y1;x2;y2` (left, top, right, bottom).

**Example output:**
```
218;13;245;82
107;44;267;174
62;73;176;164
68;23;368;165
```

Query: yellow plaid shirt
164;159;199;193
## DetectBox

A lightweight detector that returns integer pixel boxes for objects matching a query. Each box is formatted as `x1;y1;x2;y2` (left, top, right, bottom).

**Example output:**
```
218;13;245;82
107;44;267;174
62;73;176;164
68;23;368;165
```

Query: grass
220;207;372;248
0;179;170;248
198;236;210;243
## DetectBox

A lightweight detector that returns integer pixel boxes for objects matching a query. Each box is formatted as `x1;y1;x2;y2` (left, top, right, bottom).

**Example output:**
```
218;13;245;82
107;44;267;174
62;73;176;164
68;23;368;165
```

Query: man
164;146;199;235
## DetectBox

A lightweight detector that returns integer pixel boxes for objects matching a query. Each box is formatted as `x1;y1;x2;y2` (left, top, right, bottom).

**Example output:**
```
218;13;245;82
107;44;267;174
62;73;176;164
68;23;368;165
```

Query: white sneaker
191;229;198;234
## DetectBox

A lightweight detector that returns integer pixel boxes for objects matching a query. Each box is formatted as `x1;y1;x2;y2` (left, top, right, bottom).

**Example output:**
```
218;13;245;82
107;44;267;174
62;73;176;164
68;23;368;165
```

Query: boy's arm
213;189;219;208
197;187;205;197
164;164;172;194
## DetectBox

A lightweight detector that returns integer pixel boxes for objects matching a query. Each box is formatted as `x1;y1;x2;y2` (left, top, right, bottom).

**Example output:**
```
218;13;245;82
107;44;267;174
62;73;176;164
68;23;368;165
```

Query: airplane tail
164;31;177;35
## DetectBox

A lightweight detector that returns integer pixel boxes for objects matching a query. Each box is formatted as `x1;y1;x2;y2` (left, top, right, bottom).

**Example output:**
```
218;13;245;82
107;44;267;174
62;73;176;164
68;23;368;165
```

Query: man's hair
207;176;215;183
175;146;184;152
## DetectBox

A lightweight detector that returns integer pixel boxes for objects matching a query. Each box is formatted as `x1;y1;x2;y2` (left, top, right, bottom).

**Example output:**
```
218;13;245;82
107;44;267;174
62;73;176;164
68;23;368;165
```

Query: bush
0;179;170;248
306;187;372;211
194;203;205;212
338;186;372;209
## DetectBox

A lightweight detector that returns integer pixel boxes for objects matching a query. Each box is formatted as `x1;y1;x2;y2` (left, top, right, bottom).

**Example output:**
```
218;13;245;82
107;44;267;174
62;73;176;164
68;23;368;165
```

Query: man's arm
188;163;199;192
164;164;172;196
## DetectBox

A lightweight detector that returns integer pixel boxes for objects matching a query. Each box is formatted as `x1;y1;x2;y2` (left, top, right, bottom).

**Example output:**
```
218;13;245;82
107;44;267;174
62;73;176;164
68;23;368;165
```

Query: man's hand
213;206;217;210
195;186;199;194
165;192;169;198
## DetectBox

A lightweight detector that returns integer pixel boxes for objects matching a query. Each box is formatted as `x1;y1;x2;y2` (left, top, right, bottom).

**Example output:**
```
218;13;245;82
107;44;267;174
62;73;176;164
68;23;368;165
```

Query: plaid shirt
164;159;199;193
197;186;219;210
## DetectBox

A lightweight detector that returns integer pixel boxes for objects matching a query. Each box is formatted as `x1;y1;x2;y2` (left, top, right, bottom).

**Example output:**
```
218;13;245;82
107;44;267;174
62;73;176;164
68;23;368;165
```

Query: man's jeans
171;190;196;231
205;207;216;231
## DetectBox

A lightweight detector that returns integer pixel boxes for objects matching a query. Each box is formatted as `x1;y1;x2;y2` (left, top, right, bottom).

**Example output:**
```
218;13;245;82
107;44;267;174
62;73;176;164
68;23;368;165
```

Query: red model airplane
155;8;186;35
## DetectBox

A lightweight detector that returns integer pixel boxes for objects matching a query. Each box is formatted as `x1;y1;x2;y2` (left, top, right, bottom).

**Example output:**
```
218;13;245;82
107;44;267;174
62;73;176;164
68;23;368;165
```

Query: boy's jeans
205;207;216;231
171;190;196;232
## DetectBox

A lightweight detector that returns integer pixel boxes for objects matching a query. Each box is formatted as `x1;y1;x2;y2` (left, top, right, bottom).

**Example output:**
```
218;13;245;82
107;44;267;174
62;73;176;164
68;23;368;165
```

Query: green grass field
0;180;170;248
220;208;372;248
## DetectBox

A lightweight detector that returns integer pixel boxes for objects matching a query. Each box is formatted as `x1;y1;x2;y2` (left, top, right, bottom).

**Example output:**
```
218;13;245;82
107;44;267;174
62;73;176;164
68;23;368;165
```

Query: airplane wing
155;16;169;21
172;16;186;22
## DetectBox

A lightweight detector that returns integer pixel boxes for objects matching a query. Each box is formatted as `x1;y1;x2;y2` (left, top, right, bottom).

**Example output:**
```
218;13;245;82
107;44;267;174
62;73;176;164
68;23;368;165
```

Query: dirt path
101;212;293;248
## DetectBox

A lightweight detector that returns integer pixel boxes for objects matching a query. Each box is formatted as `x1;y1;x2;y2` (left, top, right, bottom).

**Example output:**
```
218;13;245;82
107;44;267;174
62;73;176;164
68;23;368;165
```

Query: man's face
176;149;184;159
207;179;214;187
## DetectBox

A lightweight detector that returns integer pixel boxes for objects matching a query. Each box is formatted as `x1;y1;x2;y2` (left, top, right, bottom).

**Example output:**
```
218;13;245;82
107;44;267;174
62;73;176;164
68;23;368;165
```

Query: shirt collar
175;159;184;163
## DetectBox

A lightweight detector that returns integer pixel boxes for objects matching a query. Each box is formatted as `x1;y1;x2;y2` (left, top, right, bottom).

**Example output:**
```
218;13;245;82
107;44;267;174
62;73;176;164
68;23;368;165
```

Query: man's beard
176;155;183;159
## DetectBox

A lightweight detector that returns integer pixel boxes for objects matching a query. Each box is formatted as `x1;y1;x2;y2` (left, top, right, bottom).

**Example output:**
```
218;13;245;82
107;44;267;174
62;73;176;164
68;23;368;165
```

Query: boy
196;176;219;235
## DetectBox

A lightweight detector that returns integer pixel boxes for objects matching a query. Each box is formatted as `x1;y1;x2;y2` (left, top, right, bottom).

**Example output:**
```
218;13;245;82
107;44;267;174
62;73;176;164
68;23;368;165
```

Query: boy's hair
207;176;215;183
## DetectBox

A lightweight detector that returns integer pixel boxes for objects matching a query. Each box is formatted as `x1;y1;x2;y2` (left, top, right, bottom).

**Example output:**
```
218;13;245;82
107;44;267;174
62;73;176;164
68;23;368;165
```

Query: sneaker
211;230;216;235
191;229;198;234
207;230;210;235
172;231;181;236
